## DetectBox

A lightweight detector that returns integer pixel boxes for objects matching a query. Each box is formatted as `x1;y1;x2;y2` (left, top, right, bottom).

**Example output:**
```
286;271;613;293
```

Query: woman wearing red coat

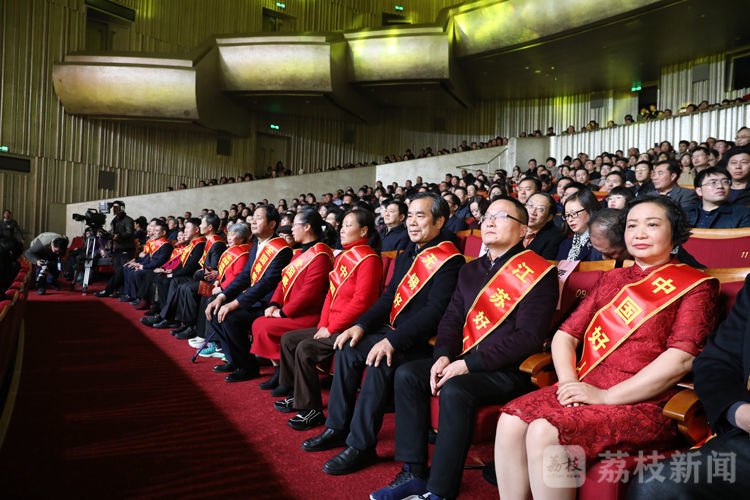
273;209;383;431
251;208;334;389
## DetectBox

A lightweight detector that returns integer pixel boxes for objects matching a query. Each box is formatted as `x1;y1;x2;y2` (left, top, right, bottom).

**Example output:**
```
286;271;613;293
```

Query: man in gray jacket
651;160;698;212
24;232;68;294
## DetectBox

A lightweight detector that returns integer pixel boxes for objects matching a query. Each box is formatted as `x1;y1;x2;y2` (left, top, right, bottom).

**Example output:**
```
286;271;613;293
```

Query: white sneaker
188;337;206;348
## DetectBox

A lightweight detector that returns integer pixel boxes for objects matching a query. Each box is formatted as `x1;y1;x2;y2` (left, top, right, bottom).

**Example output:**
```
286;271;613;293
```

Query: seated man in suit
651;160;699;212
442;193;468;234
523;192;566;259
628;274;750;499
205;205;292;382
686;167;750;228
302;193;464;476
370;197;558;500
122;221;172;303
379;200;410;253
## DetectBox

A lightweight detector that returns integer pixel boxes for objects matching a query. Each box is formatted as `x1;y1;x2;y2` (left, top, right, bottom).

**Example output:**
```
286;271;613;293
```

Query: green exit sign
0;146;8;152
631;81;642;92
395;5;404;11
276;2;285;8
270;124;280;130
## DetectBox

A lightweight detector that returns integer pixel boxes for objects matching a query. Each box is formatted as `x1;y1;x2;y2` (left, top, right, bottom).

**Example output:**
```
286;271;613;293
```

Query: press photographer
106;201;135;268
24;232;69;295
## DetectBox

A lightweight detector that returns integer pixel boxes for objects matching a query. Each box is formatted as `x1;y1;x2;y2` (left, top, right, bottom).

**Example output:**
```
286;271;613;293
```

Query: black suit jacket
171;240;206;278
221;241;293;309
355;233;464;352
142;242;173;270
694;274;750;433
527;220;566;260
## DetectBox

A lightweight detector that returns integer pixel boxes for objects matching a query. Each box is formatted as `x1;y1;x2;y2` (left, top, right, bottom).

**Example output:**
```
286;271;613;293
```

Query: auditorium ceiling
52;0;750;132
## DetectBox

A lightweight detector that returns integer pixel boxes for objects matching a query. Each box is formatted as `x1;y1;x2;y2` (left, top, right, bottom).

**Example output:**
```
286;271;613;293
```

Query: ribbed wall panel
659;54;750;112
550;103;750;161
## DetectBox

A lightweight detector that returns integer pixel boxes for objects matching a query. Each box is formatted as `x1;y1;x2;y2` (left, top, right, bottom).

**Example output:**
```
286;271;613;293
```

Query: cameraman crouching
24;232;68;295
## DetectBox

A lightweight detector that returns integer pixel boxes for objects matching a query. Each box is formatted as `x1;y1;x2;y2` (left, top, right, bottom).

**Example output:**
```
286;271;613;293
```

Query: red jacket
318;239;383;333
269;241;333;318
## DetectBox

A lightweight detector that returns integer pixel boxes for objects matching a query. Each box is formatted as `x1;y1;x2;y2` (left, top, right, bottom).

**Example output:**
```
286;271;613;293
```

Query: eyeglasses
525;204;548;214
700;178;731;188
480;211;523;224
564;208;587;221
634;168;650;173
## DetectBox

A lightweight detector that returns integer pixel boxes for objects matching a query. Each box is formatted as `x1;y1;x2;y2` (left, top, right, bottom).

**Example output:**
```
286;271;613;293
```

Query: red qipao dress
501;259;719;461
250;241;334;360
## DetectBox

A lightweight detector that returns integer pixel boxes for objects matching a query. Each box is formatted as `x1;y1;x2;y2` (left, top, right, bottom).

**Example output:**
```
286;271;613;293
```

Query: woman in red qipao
495;195;719;500
273;208;383;431
251;208;334;390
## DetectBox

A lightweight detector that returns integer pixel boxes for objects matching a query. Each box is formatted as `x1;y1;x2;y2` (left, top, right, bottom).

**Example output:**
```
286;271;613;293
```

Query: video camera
72;201;114;232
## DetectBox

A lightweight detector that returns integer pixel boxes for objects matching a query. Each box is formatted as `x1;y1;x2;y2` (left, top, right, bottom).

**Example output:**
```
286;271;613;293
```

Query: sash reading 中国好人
180;236;207;266
148;237;169;257
199;234;225;268
280;242;334;303
461;250;554;355
250;237;290;286
389;241;462;325
576;263;715;380
217;244;252;283
328;245;379;306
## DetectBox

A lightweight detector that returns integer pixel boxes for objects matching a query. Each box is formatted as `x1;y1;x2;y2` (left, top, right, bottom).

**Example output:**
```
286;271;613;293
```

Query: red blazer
318;241;383;333
218;245;251;290
269;242;333;318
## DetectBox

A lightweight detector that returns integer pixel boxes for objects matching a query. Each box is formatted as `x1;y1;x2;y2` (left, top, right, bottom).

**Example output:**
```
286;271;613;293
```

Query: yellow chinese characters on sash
461;250;554;355
199;234;225;268
142;239;154;256
149;237;169;257
328;245;378;306
250;237;290;286
389;241;462;325
280;242;334;303
576;263;715;380
217;244;251;282
180;236;207;266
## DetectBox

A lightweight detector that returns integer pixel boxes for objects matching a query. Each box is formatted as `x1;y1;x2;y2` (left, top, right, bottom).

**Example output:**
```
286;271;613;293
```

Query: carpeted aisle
0;284;497;499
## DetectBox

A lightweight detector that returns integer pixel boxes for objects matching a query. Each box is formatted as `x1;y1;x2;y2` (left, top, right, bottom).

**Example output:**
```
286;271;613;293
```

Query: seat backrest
704;267;750;321
549;269;605;331
463;235;483;258
380;250;398;289
683;228;750;268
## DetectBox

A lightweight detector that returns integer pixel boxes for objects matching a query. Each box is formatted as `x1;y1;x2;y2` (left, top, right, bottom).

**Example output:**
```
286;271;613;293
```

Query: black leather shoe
288;409;325;431
94;290;110;298
175;327;197;340
271;384;293;397
140;316;162;327
213;362;235;373
322;446;377;475
129;298;141;306
117;295;133;302
170;324;190;336
153;319;180;329
258;366;280;390
273;396;296;413
143;306;160;316
301;428;348;452
37;288;46;296
225;368;260;383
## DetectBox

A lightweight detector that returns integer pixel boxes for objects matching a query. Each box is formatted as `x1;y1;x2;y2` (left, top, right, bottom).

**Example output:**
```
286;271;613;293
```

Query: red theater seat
682;228;750;268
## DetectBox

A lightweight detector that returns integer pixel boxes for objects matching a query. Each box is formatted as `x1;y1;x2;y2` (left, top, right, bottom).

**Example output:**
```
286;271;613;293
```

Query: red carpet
0;284;497;499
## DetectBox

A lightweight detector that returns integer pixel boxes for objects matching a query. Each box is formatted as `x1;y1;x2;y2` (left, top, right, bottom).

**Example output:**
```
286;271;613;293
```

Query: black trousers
209;306;264;371
156;276;192;320
278;328;339;410
122;266;139;297
394;358;534;498
174;280;201;325
325;327;430;451
627;427;750;499
194;294;214;338
104;264;125;293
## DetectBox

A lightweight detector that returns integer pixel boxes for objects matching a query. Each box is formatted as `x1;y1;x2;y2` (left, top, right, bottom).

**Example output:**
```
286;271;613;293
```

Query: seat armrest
663;389;709;444
519;352;557;387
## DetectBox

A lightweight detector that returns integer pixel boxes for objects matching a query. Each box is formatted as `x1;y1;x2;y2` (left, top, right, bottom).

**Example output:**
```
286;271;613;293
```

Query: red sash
218;244;251;282
164;245;185;270
461;250;554;355
199;234;225;268
576;263;715;380
149;237;169;257
281;242;334;303
251;237;290;286
181;236;206;266
389;241;462;325
142;240;154;256
328;245;379;307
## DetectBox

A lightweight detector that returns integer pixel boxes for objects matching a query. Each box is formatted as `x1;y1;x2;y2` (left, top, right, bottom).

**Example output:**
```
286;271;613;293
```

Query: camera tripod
78;234;99;294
